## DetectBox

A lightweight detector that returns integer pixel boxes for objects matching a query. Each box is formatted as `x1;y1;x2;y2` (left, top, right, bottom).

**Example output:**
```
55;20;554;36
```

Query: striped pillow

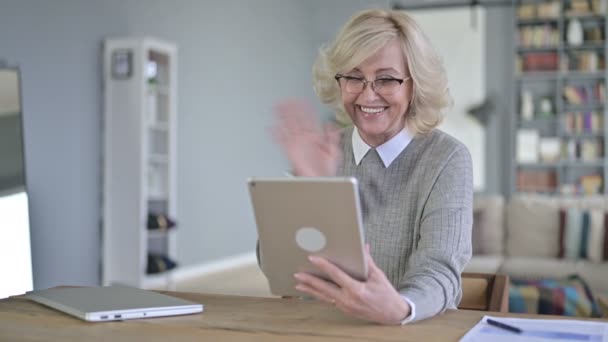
558;208;608;262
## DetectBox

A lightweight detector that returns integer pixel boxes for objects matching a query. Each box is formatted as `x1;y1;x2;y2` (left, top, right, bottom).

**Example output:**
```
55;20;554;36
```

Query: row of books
563;138;604;161
518;52;559;72
516;170;557;192
562;111;603;134
518;1;560;20
566;0;607;16
565;51;605;72
516;129;604;163
518;25;559;47
580;24;604;43
560;174;603;195
563;82;606;105
517;52;606;73
517;171;604;195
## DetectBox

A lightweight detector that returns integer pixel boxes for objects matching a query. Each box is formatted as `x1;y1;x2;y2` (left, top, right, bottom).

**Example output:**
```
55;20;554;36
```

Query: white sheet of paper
460;315;608;342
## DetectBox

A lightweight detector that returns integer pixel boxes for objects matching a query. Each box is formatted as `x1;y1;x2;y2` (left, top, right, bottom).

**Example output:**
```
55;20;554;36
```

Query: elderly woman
271;9;473;325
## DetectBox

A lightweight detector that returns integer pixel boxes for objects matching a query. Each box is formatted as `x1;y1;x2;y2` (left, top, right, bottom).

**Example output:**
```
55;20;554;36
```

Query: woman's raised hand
272;99;341;177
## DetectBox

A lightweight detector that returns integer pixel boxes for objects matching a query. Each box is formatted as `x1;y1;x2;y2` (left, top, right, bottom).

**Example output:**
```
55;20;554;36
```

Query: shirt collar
351;126;413;167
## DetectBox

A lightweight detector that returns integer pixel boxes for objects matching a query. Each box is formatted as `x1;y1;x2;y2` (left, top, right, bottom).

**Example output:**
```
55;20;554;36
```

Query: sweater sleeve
398;144;473;322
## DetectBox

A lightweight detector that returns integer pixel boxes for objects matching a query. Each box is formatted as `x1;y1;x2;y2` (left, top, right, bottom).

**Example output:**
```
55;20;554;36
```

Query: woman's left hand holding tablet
293;246;411;325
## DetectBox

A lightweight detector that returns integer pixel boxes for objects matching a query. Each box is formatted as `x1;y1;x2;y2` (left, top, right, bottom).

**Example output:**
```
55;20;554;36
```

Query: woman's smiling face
340;39;412;147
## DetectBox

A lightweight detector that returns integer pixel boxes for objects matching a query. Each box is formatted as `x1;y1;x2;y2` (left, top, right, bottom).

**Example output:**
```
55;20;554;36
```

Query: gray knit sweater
339;127;473;322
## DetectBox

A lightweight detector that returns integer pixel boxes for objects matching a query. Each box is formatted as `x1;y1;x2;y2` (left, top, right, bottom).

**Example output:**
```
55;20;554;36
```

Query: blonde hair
312;9;452;134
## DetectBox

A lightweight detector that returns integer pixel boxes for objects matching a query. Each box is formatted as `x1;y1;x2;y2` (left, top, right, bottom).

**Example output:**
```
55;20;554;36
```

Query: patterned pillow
509;275;602;317
558;208;608;261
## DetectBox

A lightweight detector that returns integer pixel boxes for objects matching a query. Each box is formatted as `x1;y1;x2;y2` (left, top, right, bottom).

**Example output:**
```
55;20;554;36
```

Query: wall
411;8;486;191
0;0;365;286
120;0;318;265
0;1;511;288
484;6;514;195
0;0;129;289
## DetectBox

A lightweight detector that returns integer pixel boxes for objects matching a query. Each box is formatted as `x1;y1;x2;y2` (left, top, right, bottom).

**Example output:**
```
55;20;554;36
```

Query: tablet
248;177;368;297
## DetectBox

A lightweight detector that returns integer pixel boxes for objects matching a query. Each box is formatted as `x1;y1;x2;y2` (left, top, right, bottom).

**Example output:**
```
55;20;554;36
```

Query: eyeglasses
334;74;409;95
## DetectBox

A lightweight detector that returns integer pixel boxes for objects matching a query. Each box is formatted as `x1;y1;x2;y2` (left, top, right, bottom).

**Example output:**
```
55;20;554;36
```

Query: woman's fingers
294;283;335;305
308;256;361;290
294;272;342;303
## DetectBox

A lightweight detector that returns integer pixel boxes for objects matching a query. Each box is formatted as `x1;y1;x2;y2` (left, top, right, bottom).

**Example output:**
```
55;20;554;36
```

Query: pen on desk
486;318;523;334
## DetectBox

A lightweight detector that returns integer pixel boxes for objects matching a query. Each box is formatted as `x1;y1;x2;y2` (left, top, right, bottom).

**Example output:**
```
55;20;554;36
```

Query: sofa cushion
473;194;504;255
464;255;503;274
506;195;561;258
500;257;578;279
505;195;608;258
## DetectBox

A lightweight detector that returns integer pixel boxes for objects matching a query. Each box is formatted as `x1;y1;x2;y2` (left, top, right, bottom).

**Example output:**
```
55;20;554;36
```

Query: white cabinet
102;37;178;289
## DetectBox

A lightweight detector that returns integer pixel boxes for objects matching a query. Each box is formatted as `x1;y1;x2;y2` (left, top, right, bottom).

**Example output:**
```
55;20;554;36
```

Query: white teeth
360;106;384;114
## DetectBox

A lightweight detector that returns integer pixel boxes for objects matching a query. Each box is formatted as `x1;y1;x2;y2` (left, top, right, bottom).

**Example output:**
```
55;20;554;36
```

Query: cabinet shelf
147;229;175;239
564;13;606;20
517;46;559;53
563;71;606;79
517;72;560;81
147;84;170;96
149;154;169;163
103;37;178;290
512;0;607;198
149;122;169;131
561;133;604;138
564;42;605;50
517;18;559;25
562;160;604;167
564;103;604;111
518;161;604;168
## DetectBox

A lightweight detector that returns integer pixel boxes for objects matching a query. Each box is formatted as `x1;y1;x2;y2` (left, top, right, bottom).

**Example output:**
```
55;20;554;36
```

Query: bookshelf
102;38;178;289
512;0;607;196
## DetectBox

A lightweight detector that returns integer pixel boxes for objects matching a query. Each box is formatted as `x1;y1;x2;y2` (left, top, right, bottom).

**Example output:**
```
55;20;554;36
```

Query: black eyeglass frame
334;74;409;94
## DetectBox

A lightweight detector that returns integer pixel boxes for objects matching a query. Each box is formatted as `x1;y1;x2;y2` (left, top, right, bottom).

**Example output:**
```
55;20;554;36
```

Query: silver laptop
248;177;368;297
27;286;203;322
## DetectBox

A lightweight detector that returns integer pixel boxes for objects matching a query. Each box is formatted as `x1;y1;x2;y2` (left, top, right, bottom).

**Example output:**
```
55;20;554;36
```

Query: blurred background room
1;0;607;318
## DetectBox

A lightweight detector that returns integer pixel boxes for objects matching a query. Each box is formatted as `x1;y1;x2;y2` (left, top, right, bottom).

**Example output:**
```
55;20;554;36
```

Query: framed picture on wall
111;49;132;79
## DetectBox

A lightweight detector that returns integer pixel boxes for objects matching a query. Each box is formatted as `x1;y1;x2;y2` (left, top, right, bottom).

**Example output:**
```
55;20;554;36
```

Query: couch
465;194;608;299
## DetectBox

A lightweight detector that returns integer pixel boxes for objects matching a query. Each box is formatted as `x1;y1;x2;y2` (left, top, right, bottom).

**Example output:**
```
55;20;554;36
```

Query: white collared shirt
351;126;416;324
351;126;413;167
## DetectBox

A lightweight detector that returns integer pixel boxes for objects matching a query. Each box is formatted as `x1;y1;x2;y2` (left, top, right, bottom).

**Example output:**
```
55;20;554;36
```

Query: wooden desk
0;290;603;341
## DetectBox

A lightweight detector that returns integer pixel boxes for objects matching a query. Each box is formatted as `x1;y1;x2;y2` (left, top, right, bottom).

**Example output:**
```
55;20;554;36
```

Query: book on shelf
539;137;561;162
563;82;605;105
566;0;607;16
567;51;604;72
518;25;559;47
520;52;559;72
516;129;540;163
517;170;558;192
580;174;603;195
580;139;603;161
518;1;561;19
563;111;603;134
561;138;604;160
